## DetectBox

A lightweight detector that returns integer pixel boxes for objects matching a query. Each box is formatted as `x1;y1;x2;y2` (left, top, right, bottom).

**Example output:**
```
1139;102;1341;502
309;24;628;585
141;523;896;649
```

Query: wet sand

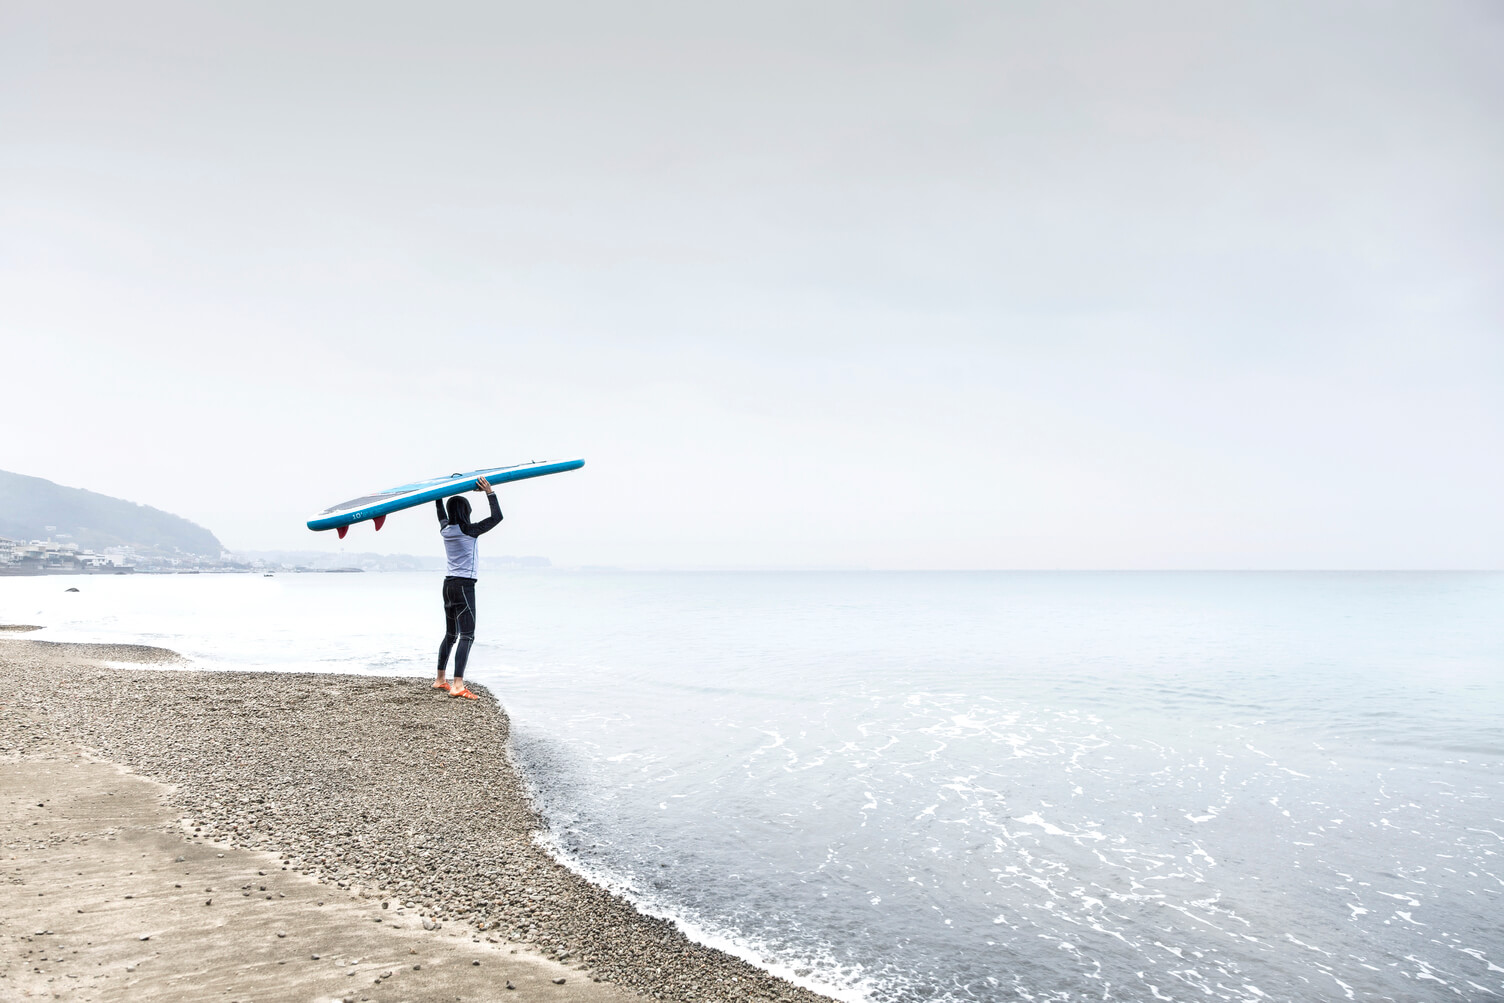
0;636;838;1003
2;745;642;1002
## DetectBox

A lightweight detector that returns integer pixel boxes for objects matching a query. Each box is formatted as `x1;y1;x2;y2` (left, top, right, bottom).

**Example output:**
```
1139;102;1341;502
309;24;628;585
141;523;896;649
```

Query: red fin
373;514;386;531
336;526;348;540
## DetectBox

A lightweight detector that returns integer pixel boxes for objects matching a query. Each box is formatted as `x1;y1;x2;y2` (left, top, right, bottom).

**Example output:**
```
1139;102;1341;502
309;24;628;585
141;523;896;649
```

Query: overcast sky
2;2;1500;568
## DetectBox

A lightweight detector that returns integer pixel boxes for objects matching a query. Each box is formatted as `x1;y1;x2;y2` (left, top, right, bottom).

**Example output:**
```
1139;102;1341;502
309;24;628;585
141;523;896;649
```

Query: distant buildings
0;535;239;575
0;535;135;574
0;535;556;575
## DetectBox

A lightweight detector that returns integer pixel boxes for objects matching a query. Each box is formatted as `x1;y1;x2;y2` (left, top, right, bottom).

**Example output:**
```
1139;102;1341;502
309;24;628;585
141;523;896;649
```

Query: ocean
4;570;1501;1002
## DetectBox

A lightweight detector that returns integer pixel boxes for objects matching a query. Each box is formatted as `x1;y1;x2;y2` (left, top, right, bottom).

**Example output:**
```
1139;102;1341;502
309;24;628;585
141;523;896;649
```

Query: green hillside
0;470;223;557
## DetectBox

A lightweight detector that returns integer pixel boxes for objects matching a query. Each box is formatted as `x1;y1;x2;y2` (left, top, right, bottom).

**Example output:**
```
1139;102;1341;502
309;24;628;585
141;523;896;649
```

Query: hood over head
446;495;472;525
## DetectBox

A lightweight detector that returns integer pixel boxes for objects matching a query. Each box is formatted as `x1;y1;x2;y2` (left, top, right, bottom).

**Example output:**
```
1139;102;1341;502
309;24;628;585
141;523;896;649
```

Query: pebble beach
0;633;839;1003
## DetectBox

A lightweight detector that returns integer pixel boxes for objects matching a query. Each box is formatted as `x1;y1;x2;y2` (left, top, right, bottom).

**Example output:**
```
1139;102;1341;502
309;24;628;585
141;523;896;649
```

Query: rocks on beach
0;637;838;1003
0;752;634;1001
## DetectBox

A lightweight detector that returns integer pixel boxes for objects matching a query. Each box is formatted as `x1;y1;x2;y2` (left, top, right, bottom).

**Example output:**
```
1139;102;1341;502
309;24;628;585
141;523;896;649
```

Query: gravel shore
4;730;645;1002
0;637;839;1003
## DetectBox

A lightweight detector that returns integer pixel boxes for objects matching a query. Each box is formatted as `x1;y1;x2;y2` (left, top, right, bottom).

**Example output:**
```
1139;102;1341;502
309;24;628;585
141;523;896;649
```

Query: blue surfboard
307;459;584;538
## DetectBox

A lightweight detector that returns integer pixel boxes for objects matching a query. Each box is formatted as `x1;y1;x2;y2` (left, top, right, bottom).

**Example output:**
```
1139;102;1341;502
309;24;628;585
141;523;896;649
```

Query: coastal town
0;534;240;574
0;535;359;575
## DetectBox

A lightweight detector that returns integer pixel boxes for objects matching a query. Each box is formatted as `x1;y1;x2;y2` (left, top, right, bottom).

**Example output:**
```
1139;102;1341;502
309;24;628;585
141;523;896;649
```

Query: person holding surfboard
434;475;502;699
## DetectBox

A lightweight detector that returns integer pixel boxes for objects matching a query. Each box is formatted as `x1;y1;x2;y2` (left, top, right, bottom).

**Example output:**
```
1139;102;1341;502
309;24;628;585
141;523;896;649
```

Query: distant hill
0;469;223;557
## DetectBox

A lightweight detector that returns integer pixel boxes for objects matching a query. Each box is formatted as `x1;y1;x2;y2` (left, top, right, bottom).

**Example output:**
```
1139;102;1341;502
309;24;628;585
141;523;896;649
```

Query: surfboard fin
336;526;348;540
373;515;386;531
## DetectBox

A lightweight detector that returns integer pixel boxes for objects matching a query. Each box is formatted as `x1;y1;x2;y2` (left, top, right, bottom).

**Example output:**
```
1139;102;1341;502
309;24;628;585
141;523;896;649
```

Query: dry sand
0;635;838;1003
2;742;642;1002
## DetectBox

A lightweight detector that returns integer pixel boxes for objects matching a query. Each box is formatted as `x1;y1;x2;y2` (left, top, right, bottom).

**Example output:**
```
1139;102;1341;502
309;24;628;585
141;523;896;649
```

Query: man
434;475;502;699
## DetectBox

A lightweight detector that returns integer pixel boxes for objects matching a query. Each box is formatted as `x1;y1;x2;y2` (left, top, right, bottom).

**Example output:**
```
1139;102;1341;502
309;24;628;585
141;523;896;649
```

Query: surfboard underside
306;459;584;535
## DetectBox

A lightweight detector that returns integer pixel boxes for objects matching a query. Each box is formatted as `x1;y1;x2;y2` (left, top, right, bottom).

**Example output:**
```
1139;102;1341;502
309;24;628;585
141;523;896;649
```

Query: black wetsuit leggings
438;576;477;679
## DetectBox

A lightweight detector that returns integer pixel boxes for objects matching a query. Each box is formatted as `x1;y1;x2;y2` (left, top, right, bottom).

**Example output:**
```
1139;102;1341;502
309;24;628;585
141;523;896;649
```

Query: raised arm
435;497;449;528
466;490;503;537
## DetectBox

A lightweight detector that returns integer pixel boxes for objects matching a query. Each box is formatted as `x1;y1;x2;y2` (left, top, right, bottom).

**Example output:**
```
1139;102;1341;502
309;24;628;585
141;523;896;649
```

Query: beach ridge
0;637;841;1003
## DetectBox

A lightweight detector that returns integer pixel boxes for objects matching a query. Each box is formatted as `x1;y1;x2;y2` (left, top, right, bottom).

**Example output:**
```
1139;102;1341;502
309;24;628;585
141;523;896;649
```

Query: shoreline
3;734;641;1002
0;635;842;1003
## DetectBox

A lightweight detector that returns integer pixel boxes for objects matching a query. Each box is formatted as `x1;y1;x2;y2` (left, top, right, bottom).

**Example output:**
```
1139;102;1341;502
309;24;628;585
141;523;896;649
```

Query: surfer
434;476;502;700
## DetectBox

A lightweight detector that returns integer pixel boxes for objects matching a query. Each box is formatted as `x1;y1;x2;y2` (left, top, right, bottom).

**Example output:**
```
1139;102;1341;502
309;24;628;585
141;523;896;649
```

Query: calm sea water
4;571;1502;1002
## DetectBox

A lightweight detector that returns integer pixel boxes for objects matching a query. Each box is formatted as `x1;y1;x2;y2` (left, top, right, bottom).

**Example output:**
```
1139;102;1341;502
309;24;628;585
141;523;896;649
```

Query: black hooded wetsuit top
435;493;502;680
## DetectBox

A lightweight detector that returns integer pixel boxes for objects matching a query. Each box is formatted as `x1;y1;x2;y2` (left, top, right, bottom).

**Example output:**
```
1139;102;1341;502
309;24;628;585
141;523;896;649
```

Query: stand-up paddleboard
307;459;584;538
